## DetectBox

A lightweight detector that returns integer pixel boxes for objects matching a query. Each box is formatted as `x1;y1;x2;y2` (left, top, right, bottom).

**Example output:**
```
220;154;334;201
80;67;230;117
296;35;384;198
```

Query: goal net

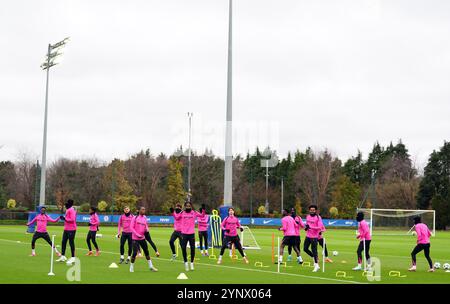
357;208;436;236
240;225;261;250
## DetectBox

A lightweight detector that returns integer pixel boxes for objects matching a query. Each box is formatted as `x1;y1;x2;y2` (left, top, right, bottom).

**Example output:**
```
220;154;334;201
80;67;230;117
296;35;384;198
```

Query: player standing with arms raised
169;203;183;260
173;202;205;271
129;206;158;272
56;199;77;265
409;216;434;272
217;208;249;265
353;212;372;271
303;205;322;272
26;206;61;256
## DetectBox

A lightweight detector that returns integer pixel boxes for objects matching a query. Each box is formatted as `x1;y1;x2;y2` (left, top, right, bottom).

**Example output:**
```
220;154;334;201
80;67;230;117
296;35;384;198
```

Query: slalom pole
362;238;367;271
176;239;179;257
322;238;326;273
271;233;275;264
277;237;280;273
48;235;56;276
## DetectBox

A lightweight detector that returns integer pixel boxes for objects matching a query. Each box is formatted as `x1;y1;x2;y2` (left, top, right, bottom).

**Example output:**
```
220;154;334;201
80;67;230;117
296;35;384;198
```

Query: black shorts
282;236;296;247
32;232;51;243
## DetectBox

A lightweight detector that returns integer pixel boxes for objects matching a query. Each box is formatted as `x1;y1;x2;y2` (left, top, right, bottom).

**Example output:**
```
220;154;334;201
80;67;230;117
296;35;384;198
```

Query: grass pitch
0;225;449;284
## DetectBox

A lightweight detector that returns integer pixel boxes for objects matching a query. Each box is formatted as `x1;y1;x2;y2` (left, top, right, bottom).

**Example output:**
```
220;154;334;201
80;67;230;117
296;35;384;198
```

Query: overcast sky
1;0;449;169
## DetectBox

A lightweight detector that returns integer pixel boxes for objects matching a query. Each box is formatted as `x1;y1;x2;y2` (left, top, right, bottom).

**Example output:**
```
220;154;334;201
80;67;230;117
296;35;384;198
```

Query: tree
97;200;108;212
163;157;186;212
331;175;361;219
417;141;450;229
103;159;139;212
7;199;16;209
294;149;341;213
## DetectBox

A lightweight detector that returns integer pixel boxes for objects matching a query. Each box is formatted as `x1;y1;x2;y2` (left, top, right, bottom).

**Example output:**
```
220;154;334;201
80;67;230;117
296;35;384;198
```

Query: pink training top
221;215;241;237
357;220;371;241
64;207;77;231
89;213;99;231
27;213;59;233
173;210;205;235
172;212;183;232
197;212;209;232
293;216;305;236
305;214;322;238
118;214;134;234
281;216;297;236
318;216;326;240
415;223;432;244
131;214;148;240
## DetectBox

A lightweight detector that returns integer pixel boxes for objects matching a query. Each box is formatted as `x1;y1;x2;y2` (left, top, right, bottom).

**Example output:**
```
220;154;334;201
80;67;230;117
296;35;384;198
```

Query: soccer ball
332;251;339;256
434;262;441;269
443;263;450;270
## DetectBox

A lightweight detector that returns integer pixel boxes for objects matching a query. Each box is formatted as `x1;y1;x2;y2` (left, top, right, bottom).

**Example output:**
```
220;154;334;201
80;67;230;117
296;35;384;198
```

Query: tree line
0;140;449;228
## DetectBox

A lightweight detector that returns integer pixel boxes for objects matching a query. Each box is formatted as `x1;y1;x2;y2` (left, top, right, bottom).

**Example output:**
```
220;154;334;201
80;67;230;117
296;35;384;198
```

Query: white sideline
0;238;366;284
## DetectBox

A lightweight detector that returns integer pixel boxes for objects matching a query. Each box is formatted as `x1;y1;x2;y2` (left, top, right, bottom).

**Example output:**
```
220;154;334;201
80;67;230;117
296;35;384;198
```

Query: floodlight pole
265;160;269;214
38;38;69;207
281;177;284;213
38;44;51;207
223;0;233;207
187;112;193;202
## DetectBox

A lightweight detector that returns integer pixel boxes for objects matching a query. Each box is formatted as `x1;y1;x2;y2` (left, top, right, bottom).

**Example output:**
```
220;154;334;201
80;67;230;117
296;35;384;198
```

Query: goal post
356;208;436;236
240;225;261;250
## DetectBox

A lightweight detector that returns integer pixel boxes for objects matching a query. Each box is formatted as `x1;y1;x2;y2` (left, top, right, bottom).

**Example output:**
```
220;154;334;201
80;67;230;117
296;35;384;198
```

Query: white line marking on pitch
0;238;365;284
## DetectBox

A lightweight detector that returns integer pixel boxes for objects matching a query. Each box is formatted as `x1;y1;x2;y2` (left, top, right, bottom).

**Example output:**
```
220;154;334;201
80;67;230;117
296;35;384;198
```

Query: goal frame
357;208;436;237
240;225;261;250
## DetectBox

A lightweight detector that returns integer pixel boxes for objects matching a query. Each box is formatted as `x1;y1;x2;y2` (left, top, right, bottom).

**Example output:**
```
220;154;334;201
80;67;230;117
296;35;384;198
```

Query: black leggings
86;231;99;251
61;230;76;257
169;231;182;255
120;232;133;256
144;231;158;252
31;232;53;249
220;235;245;257
411;243;433;268
288;236;301;255
303;237;318;263
181;233;196;263
357;240;371;263
318;238;328;257
131;239;149;263
198;231;208;250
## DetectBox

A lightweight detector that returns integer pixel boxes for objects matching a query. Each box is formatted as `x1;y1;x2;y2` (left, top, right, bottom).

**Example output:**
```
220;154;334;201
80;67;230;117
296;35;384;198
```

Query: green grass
0;225;449;284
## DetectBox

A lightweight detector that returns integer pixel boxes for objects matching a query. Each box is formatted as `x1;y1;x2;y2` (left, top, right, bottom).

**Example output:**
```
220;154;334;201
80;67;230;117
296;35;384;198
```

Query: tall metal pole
281;177;284;213
250;167;253;220
187;112;193;202
265;159;269;214
39;44;51;206
223;0;233;206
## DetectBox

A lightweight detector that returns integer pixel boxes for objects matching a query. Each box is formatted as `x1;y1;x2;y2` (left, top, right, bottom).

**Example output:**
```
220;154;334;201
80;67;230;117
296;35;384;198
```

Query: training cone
177;273;188;280
109;263;119;268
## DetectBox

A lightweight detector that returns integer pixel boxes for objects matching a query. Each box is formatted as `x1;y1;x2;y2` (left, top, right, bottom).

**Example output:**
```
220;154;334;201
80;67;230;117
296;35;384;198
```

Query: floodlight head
50;37;70;50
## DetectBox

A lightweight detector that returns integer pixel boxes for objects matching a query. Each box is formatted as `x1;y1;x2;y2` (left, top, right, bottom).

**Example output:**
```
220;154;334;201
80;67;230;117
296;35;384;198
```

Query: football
332;251;339;256
443;263;450;270
434;262;441;269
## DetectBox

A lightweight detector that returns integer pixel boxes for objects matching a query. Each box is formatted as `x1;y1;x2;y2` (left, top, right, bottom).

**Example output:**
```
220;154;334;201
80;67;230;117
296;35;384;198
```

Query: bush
329;206;339;218
6;199;16;209
234;207;242;216
79;203;91;212
98;201;108;212
257;205;266;215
